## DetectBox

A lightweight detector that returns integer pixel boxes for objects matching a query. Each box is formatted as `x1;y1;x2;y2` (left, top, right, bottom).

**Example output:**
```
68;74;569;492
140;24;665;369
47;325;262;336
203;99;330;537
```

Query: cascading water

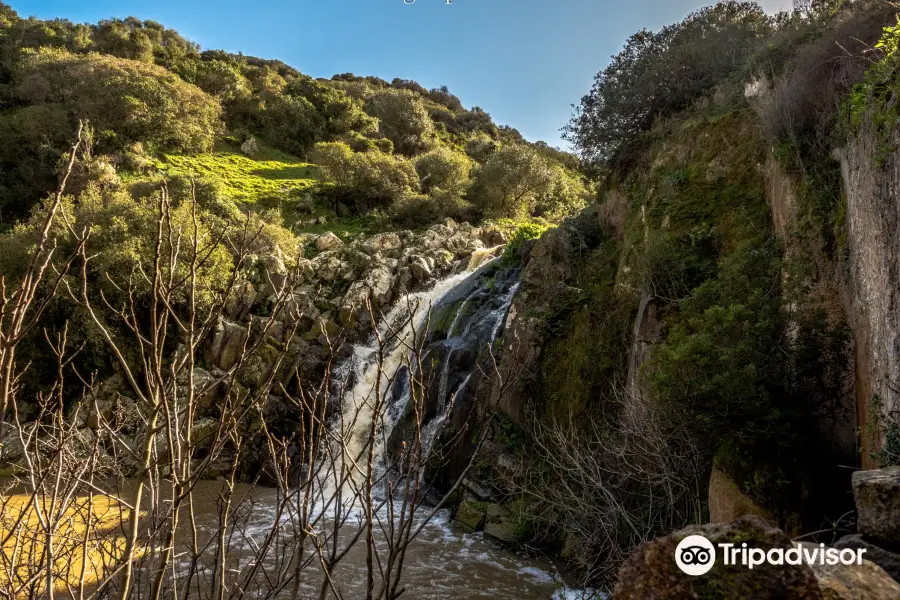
321;255;522;502
174;255;595;599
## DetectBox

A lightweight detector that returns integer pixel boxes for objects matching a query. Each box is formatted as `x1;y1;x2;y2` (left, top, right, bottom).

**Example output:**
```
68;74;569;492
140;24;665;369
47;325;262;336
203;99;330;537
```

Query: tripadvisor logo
674;534;868;576
675;535;716;576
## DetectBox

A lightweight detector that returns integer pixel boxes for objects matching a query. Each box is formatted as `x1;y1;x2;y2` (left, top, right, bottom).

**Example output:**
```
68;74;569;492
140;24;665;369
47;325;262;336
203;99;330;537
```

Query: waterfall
319;256;521;505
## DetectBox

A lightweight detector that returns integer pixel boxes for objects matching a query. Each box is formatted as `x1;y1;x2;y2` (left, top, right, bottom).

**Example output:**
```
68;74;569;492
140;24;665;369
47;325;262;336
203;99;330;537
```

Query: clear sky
8;0;794;149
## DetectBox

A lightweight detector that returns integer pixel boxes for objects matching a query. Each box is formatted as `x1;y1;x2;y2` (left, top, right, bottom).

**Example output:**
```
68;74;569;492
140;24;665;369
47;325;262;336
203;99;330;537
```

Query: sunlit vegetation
150;141;316;207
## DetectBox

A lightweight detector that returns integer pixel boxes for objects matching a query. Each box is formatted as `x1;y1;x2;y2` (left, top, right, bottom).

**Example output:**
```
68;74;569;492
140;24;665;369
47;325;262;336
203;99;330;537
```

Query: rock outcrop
614;516;900;599
852;466;900;545
836;125;900;464
708;465;773;525
833;467;900;583
614;516;823;599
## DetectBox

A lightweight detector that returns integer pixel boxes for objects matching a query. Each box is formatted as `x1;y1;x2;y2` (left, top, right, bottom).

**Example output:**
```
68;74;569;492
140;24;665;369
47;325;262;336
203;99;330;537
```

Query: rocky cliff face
837;127;900;466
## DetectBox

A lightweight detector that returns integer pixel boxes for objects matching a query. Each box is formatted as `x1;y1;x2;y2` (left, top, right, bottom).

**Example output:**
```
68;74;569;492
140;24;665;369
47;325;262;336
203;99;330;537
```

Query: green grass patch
152;139;317;207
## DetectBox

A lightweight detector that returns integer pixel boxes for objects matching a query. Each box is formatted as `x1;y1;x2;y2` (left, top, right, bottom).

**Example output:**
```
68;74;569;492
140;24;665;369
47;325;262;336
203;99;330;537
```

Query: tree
415;146;472;200
91;18;155;62
565;1;771;169
470;143;554;218
365;89;435;156
533;164;591;221
190;58;251;102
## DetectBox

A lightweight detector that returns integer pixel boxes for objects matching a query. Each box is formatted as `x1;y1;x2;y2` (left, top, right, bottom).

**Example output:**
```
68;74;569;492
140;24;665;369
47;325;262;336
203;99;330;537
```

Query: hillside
0;3;587;236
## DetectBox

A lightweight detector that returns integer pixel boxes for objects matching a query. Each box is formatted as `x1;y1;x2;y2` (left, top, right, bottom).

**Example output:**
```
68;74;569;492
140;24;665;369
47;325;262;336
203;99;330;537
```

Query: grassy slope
153;139;317;206
151;139;387;240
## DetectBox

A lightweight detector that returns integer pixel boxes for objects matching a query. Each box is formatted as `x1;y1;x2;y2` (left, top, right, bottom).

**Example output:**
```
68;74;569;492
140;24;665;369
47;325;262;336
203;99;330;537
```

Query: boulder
208;317;249;371
226;281;258;321
365;232;402;253
339;266;394;325
275;290;314;330
312;254;343;281
180;367;219;411
806;548;900;599
315;231;344;251
613;516;823;599
0;423;25;464
427;249;455;273
310;317;341;339
428;223;455;239
239;343;282;389
483;504;517;544
397;267;413;294
257;253;288;297
240;136;260;157
454;496;486;533
479;226;507;247
444;233;483;257
296;258;315;285
419;229;448;250
340;281;370;325
835;534;900;582
852;467;900;546
191;418;220;449
367;265;394;307
462;477;494;502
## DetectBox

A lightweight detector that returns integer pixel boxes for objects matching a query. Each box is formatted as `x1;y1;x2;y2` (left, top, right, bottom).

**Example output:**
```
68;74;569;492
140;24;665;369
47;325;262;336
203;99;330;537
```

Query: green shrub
0;103;73;224
14;47;222;154
470;144;555;218
415;146;472;199
364;89;435;156
500;221;548;264
311;142;419;212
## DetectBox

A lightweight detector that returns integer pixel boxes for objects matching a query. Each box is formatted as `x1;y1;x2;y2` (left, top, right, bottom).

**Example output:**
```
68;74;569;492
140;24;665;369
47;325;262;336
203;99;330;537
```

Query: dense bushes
415;146;472;201
0;104;73;221
310;142;419;211
0;1;587;229
752;0;895;158
14;48;222;153
471;144;586;217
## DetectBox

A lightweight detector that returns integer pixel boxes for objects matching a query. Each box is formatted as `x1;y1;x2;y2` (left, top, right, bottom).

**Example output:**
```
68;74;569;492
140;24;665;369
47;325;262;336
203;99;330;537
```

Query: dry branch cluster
0;125;486;600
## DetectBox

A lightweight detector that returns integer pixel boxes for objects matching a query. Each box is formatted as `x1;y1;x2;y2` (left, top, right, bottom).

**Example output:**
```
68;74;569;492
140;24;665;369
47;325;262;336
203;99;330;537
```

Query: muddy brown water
175;481;580;599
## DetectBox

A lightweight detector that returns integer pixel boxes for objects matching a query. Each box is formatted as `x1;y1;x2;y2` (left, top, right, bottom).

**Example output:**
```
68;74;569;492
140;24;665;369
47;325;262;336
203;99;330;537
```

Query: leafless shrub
752;1;896;166
507;384;704;588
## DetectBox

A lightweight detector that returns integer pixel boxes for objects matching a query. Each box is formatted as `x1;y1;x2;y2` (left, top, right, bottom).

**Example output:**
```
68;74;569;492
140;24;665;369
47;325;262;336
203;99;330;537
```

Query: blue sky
9;0;794;148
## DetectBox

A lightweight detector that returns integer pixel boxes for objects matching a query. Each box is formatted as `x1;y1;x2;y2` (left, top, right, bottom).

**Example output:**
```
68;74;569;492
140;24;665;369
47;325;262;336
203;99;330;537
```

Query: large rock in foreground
614;516;822;599
834;534;900;582
615;516;900;599
852;466;900;546
807;545;900;599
